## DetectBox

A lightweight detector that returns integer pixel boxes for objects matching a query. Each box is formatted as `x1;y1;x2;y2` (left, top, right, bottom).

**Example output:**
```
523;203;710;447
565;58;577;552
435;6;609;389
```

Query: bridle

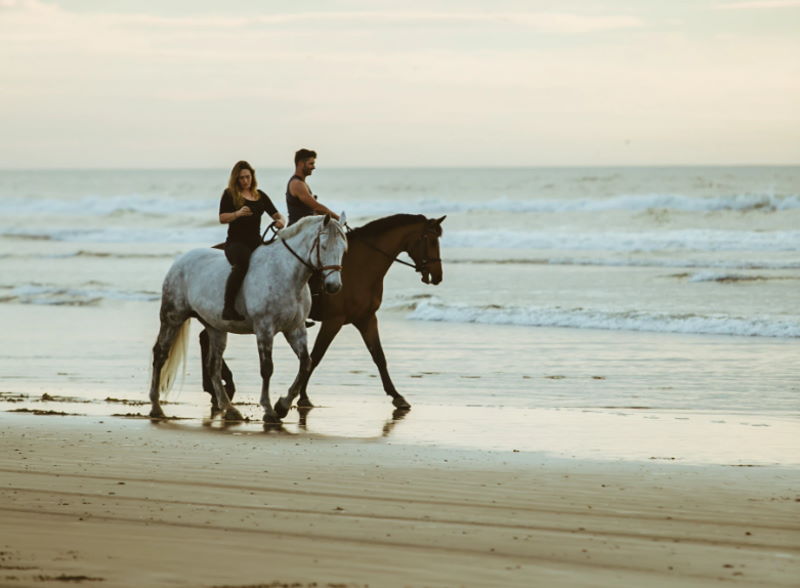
345;222;441;275
407;229;443;274
275;220;345;277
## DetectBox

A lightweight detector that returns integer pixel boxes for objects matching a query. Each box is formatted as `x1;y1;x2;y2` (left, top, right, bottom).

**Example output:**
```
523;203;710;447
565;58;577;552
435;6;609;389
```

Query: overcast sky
2;0;798;168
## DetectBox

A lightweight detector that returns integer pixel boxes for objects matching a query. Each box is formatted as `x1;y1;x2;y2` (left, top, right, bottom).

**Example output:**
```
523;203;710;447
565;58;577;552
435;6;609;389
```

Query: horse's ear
436;215;446;225
323;214;331;226
340;211;346;225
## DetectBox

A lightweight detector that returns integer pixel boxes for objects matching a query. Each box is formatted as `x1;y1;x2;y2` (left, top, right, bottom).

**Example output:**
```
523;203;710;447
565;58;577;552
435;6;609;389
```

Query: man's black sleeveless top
219;189;278;250
286;175;317;226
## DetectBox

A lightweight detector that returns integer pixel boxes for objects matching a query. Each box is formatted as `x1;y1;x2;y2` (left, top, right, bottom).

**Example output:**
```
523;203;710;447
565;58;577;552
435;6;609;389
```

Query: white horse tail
160;319;190;398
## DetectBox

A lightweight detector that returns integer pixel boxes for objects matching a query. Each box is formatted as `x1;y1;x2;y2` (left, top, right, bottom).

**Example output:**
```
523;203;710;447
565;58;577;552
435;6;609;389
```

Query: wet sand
1;302;798;467
1;413;798;587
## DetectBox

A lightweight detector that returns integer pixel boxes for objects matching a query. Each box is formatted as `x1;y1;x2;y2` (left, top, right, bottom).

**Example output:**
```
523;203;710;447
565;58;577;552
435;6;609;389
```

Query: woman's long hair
227;160;259;208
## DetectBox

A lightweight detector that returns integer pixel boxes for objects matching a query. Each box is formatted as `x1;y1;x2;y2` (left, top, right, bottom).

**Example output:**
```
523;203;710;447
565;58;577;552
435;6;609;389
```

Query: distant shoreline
1;163;799;172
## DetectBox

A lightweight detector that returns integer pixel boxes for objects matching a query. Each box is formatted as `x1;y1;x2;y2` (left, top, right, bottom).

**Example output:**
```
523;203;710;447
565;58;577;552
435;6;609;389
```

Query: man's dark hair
294;148;317;165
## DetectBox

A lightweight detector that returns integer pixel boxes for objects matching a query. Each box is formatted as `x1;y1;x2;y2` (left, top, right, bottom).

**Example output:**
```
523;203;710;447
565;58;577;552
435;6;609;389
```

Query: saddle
211;241;325;304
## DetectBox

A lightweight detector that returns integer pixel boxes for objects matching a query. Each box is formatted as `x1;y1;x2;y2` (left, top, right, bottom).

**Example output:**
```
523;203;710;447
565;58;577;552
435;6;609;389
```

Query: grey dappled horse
148;214;348;423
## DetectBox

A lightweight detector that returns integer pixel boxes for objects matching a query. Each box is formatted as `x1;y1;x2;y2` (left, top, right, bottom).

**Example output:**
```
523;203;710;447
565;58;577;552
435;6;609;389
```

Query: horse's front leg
354;313;410;409
297;317;344;408
255;327;280;423
205;328;242;421
275;326;312;419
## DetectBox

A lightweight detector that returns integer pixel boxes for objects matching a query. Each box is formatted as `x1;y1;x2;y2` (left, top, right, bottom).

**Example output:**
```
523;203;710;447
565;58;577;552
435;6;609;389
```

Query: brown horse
199;213;445;414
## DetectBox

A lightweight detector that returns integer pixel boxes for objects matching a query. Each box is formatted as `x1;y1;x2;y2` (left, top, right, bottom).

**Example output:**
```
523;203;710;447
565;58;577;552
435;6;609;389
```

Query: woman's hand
273;213;286;229
219;206;252;224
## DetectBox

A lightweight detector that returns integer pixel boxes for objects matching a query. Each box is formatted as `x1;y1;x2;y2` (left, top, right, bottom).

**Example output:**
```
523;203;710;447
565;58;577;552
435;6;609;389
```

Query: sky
1;0;799;168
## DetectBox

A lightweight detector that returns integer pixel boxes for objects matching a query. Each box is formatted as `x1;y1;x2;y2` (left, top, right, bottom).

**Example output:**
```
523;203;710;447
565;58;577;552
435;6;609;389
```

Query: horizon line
1;163;798;172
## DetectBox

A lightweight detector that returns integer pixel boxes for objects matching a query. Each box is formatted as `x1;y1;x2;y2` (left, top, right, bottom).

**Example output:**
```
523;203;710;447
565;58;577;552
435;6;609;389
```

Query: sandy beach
0;411;797;588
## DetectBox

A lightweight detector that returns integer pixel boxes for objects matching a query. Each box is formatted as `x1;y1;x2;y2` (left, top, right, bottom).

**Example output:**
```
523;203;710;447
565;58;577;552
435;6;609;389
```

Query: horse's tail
159;319;190;398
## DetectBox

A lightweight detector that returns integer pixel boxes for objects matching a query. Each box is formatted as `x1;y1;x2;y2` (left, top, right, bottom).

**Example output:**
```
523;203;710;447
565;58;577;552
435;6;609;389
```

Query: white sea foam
2;191;798;218
1;284;160;305
442;229;800;253
339;192;800;216
0;226;222;243
516;257;800;270
0;195;213;216
687;272;767;283
2;249;797;269
4;225;797;254
406;300;800;338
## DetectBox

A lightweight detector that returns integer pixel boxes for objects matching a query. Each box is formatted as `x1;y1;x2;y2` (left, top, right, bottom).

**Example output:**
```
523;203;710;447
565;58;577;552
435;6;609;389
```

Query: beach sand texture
1;414;798;588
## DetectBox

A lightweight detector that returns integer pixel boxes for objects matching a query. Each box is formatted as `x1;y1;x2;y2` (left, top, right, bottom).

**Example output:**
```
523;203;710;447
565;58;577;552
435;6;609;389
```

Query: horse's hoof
263;411;281;425
274;398;291;419
223;407;244;421
392;396;411;410
297;397;314;409
149;406;166;419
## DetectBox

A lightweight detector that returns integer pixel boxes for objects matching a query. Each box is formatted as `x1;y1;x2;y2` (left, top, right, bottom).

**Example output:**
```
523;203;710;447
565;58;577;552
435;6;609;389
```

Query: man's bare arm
291;179;339;220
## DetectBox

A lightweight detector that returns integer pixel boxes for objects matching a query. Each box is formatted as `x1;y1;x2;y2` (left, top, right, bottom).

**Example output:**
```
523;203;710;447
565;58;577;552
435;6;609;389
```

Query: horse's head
316;212;348;294
405;215;445;285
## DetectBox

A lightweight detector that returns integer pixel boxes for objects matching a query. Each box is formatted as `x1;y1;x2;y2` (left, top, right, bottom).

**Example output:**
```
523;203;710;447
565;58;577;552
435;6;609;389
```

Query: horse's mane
348;214;427;238
277;215;321;240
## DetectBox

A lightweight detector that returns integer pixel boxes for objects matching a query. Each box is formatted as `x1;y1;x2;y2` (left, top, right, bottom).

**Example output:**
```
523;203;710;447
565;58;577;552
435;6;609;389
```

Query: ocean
2;166;798;335
0;166;798;463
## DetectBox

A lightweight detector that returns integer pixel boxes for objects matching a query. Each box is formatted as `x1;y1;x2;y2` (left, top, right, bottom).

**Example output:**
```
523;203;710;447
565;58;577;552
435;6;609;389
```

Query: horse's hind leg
354;314;410;409
221;358;235;397
149;318;184;418
204;328;242;421
200;328;236;416
297;317;344;408
275;326;312;419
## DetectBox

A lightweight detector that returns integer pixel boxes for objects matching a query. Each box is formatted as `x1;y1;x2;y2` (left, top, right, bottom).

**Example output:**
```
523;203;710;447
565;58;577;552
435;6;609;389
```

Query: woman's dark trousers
222;241;252;321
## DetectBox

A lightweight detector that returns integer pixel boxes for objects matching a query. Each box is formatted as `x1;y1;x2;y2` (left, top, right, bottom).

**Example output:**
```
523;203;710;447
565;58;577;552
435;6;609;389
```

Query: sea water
0;166;798;424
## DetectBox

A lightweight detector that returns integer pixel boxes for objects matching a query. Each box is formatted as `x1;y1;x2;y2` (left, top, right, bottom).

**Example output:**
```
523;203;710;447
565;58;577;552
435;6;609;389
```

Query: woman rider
219;160;286;321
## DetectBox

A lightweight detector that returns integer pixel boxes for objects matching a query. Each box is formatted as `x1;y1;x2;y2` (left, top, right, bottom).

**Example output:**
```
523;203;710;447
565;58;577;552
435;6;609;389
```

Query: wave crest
406;300;800;338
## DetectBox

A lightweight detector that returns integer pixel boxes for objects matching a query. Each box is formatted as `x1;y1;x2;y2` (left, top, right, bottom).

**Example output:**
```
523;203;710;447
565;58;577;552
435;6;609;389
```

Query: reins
344;223;441;273
277;221;344;276
261;222;278;245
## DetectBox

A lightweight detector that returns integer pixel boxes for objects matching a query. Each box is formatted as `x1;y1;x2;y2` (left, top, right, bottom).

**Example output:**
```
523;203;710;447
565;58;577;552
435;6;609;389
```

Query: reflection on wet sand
297;405;311;430
383;408;410;437
144;403;412;443
5;395;798;465
296;404;410;438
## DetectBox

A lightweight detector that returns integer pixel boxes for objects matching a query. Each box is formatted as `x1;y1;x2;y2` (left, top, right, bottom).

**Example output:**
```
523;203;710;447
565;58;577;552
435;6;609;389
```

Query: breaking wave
0;284;160;306
1;191;798;219
442;229;800;253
